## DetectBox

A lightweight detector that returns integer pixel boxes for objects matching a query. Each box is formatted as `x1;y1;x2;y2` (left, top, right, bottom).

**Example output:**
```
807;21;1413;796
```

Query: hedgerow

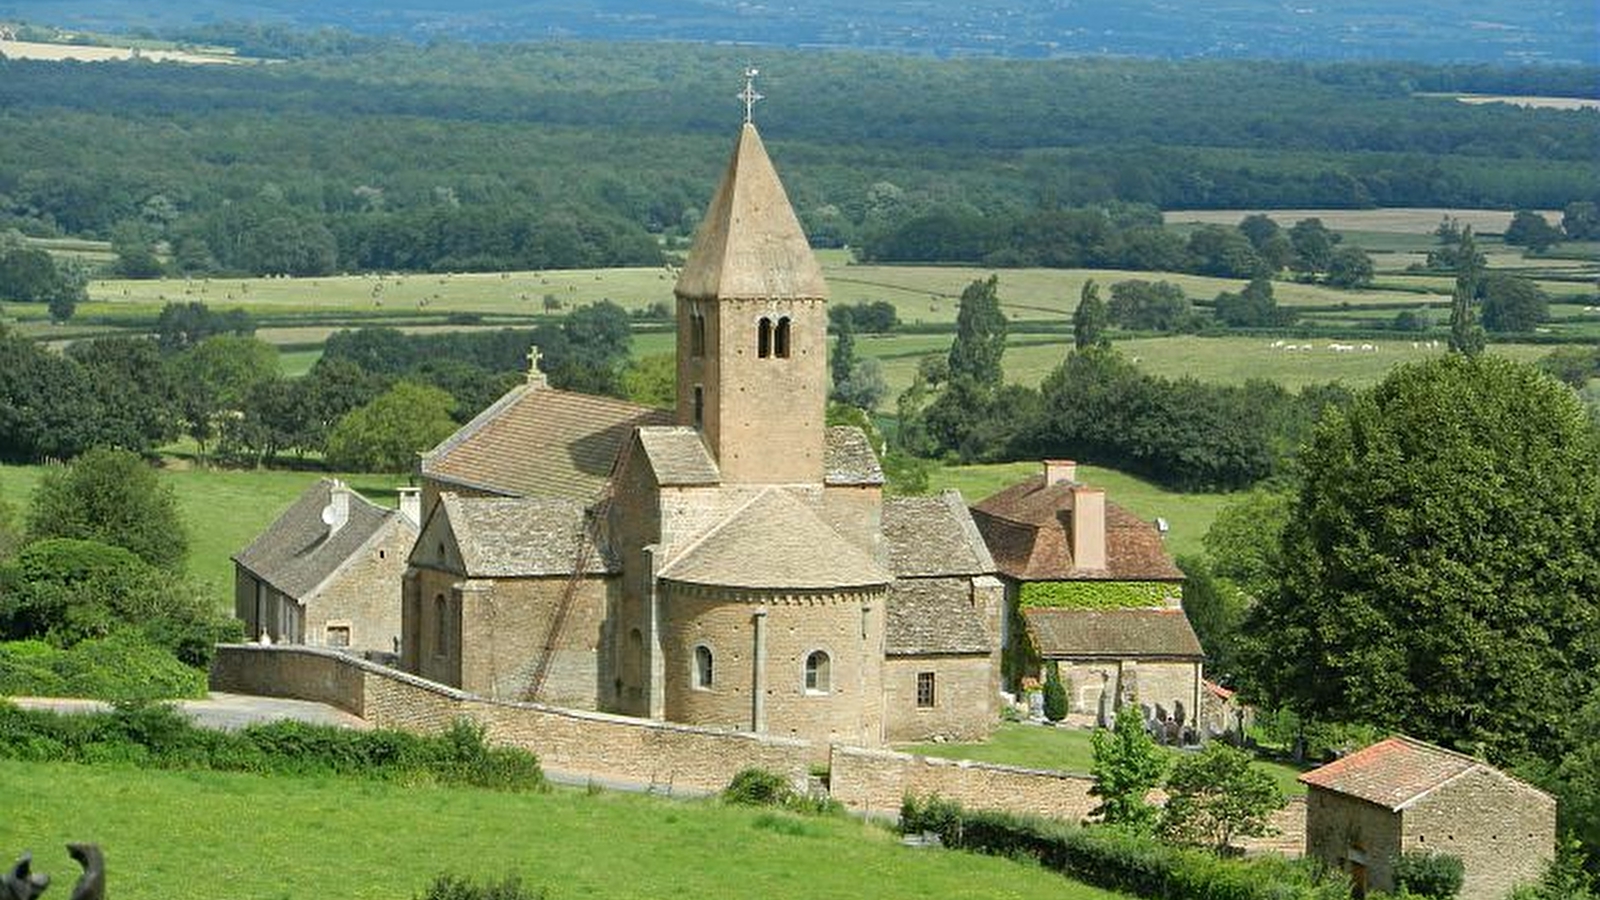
0;702;545;792
900;795;1350;900
0;633;208;701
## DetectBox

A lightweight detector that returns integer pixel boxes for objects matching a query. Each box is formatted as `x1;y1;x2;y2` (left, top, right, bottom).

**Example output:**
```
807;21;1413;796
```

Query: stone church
400;120;1006;746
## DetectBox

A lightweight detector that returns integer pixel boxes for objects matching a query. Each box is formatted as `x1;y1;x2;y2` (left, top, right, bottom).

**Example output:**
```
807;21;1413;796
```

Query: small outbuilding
1300;735;1556;899
233;478;419;656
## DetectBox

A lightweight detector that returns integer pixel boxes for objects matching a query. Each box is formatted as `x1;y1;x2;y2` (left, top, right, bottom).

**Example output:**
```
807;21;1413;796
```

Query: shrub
0;632;208;702
1392;851;1465;899
1159;742;1284;853
724;767;840;815
899;795;1350;900
416;874;546;900
1043;663;1068;723
0;703;546;791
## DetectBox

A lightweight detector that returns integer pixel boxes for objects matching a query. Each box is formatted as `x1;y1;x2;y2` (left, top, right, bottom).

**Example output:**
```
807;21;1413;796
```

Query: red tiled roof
421;384;671;501
971;475;1182;582
1298;735;1525;810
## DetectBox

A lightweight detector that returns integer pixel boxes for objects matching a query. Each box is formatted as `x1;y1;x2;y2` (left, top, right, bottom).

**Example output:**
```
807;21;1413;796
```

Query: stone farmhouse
970;460;1202;729
232;478;419;655
232;118;1202;749
1301;735;1556;899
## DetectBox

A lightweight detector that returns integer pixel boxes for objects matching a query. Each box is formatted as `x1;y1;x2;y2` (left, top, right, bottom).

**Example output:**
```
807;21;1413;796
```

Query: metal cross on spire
738;66;764;124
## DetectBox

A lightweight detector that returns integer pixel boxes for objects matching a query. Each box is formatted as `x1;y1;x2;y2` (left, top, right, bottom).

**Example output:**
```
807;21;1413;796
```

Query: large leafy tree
1240;355;1600;765
25;447;189;571
1480;273;1550;333
947;275;1007;388
326;381;458;473
1072;279;1110;350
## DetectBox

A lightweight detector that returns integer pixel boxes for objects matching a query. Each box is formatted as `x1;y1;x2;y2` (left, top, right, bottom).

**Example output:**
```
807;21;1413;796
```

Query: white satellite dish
321;504;338;526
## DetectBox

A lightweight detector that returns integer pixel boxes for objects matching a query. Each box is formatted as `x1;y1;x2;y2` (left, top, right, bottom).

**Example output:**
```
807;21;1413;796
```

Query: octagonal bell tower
674;111;828;485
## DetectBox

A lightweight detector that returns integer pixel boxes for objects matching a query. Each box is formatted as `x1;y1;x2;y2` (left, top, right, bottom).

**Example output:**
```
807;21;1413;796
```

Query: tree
1159;742;1284;853
1088;706;1167;833
1202;490;1292;601
169;336;281;458
1504;210;1563;253
1073;279;1110;350
25;447;189;571
1236;213;1281;251
1175;556;1249;684
1108;280;1190;332
1187;225;1263;278
621;352;675;409
1325;245;1374;288
1240;355;1600;765
325;381;459;473
1563;201;1600;241
1538;346;1600;388
65;336;179;452
1447;228;1486;356
1481;273;1550;333
1214;278;1289;328
1288;218;1340;274
1043;662;1068;723
947;275;1007;389
830;317;859;401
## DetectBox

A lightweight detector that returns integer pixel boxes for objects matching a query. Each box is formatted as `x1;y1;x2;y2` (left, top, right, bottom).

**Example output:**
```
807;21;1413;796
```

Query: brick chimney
397;486;422;527
1070;485;1107;571
1044;459;1078;486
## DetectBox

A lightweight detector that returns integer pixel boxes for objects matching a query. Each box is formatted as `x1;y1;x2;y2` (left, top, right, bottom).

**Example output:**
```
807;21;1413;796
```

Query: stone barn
233;478;418;656
1301;735;1556;899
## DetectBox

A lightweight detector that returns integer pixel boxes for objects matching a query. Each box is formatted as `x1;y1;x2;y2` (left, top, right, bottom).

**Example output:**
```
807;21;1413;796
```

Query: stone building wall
1403;768;1556;900
660;583;884;748
1304;788;1403;894
882;656;995;742
300;521;415;655
1060;658;1202;724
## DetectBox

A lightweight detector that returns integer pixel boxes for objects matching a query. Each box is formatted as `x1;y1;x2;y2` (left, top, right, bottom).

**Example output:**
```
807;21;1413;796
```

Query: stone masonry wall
829;745;1100;822
1403;768;1556;900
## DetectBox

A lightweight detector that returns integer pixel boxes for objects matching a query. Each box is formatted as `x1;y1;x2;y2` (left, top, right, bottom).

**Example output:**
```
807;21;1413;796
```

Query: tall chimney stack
1044;459;1078;486
1070;485;1107;571
397;486;422;527
324;480;351;536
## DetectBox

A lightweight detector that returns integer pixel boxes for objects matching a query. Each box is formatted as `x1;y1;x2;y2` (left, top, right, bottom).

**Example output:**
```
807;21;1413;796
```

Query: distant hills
2;0;1596;65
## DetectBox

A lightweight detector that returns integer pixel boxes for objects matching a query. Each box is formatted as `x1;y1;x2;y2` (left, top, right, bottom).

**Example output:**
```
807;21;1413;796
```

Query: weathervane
738;66;764;124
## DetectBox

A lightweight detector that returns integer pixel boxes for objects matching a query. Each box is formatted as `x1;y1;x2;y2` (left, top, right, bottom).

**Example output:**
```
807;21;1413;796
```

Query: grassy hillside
0;758;1126;900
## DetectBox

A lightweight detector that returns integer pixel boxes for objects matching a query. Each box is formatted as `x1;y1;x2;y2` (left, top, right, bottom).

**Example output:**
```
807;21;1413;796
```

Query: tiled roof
1298;735;1546;810
1023;608;1203;659
658;487;890;590
421;384;670;501
674;123;829;302
972;475;1183;581
882;491;995;578
440;494;617;577
823;426;885;486
234;480;410;600
885;577;993;656
636;427;721;486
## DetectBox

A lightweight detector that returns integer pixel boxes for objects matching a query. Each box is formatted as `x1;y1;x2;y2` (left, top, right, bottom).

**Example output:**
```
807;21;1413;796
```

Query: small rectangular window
326;625;351;648
693;385;704;428
916;671;936;708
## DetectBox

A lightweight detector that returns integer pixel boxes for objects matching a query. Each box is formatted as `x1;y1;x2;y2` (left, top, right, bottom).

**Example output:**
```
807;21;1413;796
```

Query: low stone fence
210;644;1305;857
828;744;1101;822
210;644;811;794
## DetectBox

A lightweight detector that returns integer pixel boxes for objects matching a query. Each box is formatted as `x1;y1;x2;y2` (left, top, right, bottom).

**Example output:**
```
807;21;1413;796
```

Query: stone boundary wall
211;644;811;794
210;644;1306;858
829;744;1101;822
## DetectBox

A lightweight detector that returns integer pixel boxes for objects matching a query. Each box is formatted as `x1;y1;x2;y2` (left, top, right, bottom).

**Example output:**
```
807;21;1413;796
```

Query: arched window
433;594;448;656
694;644;714;689
804;650;831;694
690;311;706;358
774;317;792;358
757;317;772;358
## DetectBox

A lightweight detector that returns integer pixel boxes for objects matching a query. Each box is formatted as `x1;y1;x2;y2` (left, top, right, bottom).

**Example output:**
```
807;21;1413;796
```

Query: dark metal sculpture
1;847;102;900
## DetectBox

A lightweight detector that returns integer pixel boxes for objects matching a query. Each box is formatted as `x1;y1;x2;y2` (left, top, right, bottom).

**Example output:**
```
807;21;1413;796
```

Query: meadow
904;723;1307;796
0;757;1124;900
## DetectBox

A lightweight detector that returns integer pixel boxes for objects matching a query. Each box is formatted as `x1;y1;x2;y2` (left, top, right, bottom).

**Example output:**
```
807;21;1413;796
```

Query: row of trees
894;276;1349;490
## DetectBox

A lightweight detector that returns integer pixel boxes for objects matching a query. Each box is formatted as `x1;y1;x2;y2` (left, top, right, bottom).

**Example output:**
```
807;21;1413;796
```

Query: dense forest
5;0;1596;63
0;38;1596;275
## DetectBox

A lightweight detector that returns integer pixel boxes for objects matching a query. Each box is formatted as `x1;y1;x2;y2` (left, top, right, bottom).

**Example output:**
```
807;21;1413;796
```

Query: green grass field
0;758;1125;900
904;722;1307;796
0;463;410;604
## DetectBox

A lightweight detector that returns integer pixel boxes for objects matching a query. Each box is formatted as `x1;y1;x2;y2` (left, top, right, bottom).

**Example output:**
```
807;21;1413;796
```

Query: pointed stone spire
674;123;828;302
